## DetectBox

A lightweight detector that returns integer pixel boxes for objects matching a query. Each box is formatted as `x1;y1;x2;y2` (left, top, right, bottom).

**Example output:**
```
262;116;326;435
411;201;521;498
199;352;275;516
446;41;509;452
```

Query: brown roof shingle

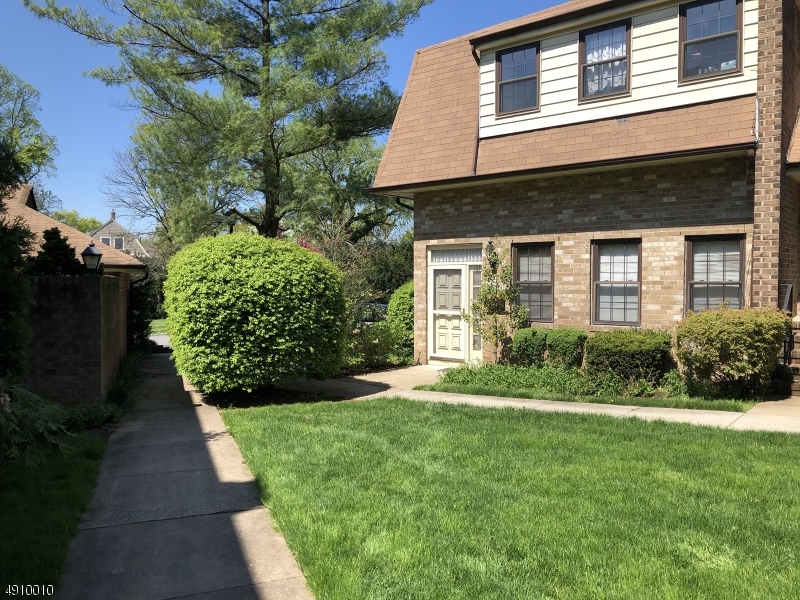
476;96;756;177
3;186;146;271
372;37;479;191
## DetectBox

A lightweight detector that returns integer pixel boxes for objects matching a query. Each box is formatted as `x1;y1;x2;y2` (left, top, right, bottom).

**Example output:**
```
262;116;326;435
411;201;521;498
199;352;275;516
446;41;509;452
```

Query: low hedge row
511;307;790;399
512;328;587;368
585;330;673;386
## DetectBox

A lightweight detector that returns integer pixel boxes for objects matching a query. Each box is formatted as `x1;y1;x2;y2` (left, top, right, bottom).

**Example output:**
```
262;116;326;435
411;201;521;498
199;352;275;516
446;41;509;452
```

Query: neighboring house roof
4;186;147;272
90;211;150;258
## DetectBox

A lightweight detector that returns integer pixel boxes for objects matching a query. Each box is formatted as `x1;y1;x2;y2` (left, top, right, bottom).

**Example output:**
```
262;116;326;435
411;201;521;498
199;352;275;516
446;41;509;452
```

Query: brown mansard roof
3;185;146;271
371;6;756;197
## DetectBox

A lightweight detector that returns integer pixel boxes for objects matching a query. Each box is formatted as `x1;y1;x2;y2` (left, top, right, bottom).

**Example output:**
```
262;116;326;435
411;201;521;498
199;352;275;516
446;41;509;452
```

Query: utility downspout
471;43;481;176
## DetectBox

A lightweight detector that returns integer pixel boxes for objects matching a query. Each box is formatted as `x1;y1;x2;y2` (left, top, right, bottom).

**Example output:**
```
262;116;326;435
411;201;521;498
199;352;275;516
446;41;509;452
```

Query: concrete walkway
281;365;800;434
57;354;313;600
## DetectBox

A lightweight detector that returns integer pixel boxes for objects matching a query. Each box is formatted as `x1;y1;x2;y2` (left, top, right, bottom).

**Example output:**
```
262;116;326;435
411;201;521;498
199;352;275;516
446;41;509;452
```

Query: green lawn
222;398;800;600
415;383;755;412
150;318;168;335
0;435;107;589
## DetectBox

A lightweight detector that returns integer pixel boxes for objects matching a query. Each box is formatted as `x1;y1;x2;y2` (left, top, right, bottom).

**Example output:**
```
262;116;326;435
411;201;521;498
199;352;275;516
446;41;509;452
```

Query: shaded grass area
0;435;107;588
149;318;168;335
222;398;800;600
415;383;755;412
204;385;340;408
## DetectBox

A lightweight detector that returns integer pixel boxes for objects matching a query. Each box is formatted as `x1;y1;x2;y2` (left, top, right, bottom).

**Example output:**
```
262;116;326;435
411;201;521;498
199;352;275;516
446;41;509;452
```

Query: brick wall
780;0;800;312
413;156;755;363
24;276;127;405
753;0;785;308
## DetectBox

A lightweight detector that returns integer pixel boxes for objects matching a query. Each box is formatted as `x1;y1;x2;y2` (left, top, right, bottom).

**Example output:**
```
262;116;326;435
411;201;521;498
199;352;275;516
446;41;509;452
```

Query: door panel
431;268;465;359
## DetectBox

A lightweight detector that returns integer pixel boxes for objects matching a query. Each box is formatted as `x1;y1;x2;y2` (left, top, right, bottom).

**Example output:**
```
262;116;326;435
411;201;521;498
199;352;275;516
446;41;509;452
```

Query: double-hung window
497;43;540;115
514;244;553;322
680;0;741;81
580;20;630;100
100;237;111;247
593;240;640;325
686;236;743;311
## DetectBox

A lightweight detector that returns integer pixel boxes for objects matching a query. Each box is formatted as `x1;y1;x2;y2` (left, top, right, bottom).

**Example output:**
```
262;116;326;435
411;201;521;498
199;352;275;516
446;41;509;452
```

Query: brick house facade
371;0;800;364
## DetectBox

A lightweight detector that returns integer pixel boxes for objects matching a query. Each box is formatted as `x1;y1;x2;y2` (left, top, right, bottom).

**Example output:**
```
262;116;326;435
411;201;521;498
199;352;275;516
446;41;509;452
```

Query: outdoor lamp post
81;241;103;275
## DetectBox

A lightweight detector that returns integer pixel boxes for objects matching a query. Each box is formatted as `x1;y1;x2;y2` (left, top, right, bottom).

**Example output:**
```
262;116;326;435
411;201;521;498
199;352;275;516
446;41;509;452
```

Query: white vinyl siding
478;0;756;137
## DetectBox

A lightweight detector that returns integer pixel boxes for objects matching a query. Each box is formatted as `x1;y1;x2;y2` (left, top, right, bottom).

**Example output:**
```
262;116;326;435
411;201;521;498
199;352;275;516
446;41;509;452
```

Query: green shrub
675;307;790;398
438;364;592;396
347;321;397;369
128;276;158;351
26;227;84;276
512;328;547;367
546;328;588;368
0;383;69;464
164;234;347;393
387;281;414;360
64;402;121;433
585;330;673;386
660;369;686;397
0;199;34;383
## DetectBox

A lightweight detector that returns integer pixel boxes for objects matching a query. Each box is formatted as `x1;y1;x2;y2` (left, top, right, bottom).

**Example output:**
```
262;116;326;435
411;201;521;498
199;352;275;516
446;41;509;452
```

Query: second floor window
497;43;539;114
681;0;741;81
580;20;630;100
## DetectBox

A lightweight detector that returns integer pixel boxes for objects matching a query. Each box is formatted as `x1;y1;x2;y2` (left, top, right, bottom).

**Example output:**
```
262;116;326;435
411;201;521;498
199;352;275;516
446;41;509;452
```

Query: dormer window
680;0;741;81
579;20;630;100
496;43;539;115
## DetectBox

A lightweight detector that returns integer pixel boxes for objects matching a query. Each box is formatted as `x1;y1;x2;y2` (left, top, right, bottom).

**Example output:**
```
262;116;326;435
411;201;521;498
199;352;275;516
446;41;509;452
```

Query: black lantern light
486;239;499;274
81;241;103;275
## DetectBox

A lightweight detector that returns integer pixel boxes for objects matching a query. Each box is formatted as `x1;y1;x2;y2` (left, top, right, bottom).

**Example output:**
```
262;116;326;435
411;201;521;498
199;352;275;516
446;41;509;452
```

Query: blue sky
0;0;552;228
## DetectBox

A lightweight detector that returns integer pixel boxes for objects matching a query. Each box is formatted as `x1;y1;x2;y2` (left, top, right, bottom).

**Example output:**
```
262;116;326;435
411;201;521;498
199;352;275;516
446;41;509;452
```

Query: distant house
91;210;150;258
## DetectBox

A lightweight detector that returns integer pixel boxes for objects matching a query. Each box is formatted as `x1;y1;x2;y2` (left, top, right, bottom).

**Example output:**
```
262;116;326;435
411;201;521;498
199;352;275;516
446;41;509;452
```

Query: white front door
431;268;465;359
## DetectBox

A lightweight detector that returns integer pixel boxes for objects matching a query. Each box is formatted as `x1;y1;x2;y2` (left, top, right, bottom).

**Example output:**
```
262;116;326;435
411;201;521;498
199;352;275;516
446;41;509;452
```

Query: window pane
684;33;738;77
686;0;737;41
500;78;537;112
500;46;537;82
598;243;637;282
596;283;638;323
114;237;124;250
690;283;741;311
517;246;551;282
583;60;627;96
518;283;553;321
584;24;627;63
692;239;740;282
101;237;111;246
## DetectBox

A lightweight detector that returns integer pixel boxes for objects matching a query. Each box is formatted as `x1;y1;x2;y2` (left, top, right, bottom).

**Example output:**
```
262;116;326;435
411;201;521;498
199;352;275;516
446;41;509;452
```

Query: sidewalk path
386;390;800;433
282;364;800;434
57;354;313;600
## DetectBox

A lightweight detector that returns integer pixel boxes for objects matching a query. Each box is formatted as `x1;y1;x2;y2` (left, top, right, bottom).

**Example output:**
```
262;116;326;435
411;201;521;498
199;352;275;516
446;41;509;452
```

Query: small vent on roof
616;117;630;123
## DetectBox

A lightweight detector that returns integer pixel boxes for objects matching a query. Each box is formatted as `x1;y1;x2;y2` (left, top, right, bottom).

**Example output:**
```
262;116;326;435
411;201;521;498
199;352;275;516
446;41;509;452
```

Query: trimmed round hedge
164;234;347;393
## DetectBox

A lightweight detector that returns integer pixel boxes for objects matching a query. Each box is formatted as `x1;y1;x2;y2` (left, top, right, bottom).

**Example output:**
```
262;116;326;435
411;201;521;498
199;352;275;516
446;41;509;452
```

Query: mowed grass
0;435;107;588
222;398;800;600
415;383;755;412
150;318;168;335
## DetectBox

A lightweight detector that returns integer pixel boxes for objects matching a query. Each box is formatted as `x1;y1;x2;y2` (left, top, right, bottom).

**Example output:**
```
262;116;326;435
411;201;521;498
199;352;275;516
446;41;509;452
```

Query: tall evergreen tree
0;63;61;214
27;0;431;236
